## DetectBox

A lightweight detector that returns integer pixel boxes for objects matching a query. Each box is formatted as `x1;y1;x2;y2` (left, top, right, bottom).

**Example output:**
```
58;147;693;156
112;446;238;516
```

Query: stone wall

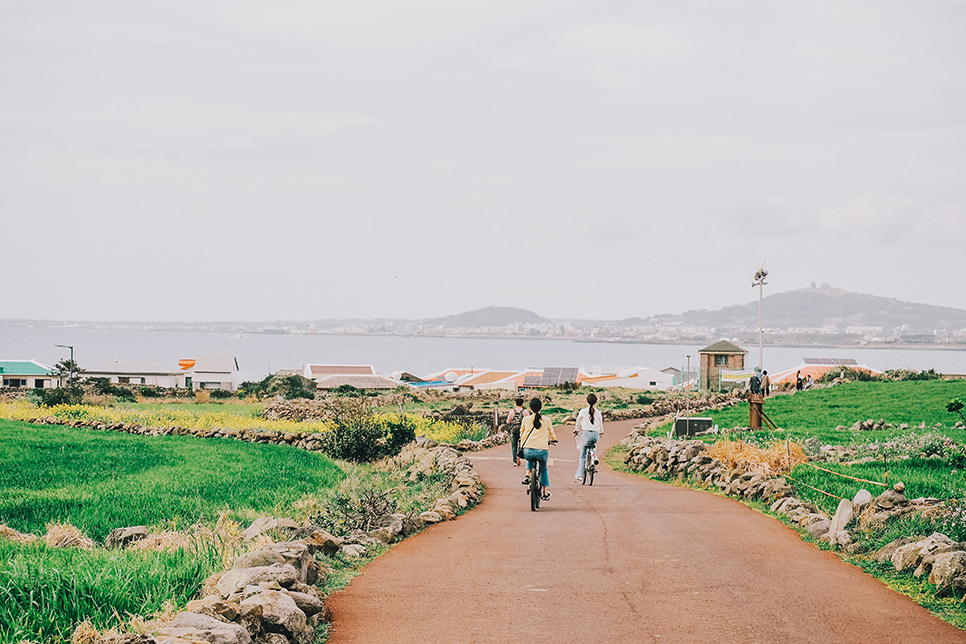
621;431;926;550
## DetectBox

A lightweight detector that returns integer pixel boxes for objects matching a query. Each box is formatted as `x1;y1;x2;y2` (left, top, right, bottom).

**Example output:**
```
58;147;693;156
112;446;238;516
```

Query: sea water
1;323;963;384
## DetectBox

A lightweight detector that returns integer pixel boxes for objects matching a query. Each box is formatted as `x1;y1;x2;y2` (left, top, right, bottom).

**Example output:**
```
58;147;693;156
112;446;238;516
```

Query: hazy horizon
3;2;964;322
3;282;966;325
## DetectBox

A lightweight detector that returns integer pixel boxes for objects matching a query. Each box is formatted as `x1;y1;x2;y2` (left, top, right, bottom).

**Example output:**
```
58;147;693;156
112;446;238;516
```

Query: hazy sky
3;1;964;321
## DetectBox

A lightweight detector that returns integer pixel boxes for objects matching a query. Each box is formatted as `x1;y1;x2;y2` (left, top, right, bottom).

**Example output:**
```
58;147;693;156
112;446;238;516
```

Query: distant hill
425;306;548;328
677;284;966;332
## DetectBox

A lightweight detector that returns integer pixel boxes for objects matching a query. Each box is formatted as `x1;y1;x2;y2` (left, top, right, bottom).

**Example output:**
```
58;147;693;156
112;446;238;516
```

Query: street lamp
54;344;74;386
752;267;768;370
685;354;691;416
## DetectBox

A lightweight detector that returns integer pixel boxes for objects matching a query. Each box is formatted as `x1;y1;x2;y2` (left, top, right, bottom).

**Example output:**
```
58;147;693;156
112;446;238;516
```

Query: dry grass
705;439;806;476
44;522;95;550
128;531;192;552
0;523;39;545
70;600;180;644
70;620;101;644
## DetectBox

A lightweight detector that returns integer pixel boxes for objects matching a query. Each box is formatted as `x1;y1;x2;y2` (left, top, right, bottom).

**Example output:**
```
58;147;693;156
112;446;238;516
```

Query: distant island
4;286;965;349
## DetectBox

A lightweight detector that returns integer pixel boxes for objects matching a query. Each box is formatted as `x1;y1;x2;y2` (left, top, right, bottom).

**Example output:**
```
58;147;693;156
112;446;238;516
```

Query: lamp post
54;344;74;387
685;354;691;417
752;268;768;370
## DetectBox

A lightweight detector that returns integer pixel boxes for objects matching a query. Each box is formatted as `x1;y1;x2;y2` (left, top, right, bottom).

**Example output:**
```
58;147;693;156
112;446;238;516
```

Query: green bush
209;389;234;400
635;393;654;406
87;378;136;402
332;384;362;398
381;416;416;458
138;385;163;398
39;386;82;406
820;367;882;383
885;369;943;381
319;418;383;463
237;375;316;400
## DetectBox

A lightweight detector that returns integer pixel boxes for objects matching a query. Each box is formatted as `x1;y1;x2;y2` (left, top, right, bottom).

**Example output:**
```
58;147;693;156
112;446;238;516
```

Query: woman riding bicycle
520;397;556;501
574;393;603;483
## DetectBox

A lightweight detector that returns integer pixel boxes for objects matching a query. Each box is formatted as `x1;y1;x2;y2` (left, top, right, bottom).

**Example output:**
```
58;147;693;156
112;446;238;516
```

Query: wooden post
749;393;763;430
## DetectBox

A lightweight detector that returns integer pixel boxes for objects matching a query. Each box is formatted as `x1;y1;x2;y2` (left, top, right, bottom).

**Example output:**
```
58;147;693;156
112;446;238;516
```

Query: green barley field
0;418;345;643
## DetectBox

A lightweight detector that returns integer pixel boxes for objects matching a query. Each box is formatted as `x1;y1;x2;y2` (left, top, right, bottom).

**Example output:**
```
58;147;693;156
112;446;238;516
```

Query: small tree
53;359;84;387
948;399;966;425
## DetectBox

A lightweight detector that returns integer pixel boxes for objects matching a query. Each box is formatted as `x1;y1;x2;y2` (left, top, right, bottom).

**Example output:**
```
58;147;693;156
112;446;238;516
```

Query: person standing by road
796;371;803;392
761;370;771;397
520;397;557;501
573;393;603;483
506;397;529;466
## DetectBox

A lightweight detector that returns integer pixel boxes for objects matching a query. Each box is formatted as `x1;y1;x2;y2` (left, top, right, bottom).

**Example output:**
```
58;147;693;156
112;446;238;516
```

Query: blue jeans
523;448;549;487
510;431;520;463
575;431;599;478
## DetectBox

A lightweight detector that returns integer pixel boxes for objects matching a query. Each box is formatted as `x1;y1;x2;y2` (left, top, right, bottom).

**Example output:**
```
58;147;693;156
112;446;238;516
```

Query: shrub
333;384;362;398
311;486;398;536
381;416;416;457
39;386;82;406
885;369;943;381
138;385;163;398
820;367;882;383
209;389;234;400
635;393;654;406
318;417;383;463
236;375;316;400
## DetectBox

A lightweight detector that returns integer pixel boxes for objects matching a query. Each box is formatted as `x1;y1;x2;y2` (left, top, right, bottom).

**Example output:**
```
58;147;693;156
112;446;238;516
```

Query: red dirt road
326;420;966;643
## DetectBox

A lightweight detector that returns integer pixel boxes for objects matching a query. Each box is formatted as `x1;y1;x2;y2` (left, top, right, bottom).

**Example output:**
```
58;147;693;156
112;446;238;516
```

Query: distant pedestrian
796;371;803;392
806;375;814;389
506;397;529;466
749;367;761;395
761;370;771;397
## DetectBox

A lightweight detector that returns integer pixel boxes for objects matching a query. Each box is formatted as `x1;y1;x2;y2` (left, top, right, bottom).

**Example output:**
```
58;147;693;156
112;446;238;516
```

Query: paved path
326;419;966;643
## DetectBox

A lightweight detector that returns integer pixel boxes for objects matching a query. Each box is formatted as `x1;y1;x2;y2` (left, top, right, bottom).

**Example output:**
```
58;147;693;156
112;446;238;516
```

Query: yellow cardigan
519;414;557;450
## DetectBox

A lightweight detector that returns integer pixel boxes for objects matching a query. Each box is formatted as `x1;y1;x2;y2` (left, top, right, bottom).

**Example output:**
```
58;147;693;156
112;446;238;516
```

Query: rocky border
621;432;933;551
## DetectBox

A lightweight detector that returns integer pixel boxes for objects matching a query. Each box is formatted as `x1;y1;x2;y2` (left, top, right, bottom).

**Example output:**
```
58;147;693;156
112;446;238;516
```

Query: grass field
644;380;966;514
679;380;966;443
0;539;220;644
0;415;458;644
0;419;345;541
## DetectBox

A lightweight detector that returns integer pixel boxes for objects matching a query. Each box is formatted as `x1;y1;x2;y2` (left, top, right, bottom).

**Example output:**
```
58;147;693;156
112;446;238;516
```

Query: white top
575;406;603;434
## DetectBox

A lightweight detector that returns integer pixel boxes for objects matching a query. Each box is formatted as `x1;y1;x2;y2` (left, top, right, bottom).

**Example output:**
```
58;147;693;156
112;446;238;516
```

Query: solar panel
803;358;859;366
523;367;580;387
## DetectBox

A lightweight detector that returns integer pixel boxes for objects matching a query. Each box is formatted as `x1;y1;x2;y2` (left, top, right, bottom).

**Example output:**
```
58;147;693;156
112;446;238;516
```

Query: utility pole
752;267;768;370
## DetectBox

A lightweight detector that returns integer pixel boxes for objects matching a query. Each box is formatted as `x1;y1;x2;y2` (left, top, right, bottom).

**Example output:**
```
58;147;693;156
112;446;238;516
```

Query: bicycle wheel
588;463;595;486
530;462;540;511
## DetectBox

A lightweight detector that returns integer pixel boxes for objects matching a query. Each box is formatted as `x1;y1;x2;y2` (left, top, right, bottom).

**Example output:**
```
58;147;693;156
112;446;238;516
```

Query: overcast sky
2;1;964;322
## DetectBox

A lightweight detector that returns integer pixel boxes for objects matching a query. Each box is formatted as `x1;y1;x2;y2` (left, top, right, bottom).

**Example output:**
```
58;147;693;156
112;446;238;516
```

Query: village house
0;360;57;389
185;355;240;391
84;362;188;388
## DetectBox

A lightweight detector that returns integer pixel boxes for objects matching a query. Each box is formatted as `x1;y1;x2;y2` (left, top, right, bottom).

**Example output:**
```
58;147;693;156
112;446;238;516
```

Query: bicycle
582;445;598;486
523;440;556;511
528;457;542;511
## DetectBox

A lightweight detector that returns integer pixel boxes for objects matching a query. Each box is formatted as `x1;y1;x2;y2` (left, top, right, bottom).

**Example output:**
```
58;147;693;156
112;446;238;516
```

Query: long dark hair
529;397;542;429
586;393;597;423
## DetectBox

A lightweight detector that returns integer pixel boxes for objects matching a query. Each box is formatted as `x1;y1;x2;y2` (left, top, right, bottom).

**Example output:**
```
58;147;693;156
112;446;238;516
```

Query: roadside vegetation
618;377;966;628
0;414;456;644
